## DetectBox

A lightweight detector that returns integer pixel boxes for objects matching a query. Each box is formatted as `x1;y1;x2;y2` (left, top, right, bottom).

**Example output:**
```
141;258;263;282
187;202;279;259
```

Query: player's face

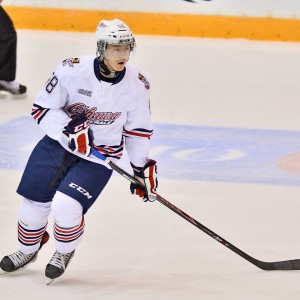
103;44;131;71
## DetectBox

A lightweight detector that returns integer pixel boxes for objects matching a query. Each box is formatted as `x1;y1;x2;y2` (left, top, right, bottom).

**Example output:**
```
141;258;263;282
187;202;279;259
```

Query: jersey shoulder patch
138;73;150;90
62;57;80;67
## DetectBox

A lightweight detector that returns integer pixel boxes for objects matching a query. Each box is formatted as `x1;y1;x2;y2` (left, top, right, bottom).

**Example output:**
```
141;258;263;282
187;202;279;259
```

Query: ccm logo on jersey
69;183;93;199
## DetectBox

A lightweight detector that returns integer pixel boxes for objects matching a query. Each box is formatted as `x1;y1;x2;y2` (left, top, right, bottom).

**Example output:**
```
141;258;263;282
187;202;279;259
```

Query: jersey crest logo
67;103;121;125
62;57;80;67
138;73;150;90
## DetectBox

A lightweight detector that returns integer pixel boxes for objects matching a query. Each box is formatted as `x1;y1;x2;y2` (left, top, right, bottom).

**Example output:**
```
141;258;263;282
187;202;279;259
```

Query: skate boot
0;250;39;273
0;80;27;96
45;250;75;284
0;231;49;274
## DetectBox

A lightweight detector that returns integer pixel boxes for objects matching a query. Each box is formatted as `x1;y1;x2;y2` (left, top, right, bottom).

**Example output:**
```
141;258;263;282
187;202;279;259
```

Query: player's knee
19;197;51;226
51;191;83;227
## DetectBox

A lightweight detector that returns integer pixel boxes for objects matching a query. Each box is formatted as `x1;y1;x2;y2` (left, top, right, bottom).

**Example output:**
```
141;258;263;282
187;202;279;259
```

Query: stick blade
256;259;300;271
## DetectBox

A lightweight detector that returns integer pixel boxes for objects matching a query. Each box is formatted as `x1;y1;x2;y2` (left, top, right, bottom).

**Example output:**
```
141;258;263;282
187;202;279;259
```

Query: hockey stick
91;148;300;271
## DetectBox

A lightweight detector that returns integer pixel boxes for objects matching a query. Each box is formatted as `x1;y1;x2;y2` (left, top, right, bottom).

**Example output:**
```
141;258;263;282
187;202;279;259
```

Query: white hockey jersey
31;56;153;168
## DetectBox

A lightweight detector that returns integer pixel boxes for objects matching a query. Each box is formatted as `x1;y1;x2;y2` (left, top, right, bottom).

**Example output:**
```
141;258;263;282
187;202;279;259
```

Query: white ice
1;30;300;300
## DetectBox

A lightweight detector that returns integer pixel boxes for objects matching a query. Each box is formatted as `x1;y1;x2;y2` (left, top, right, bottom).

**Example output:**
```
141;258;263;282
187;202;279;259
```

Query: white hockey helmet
96;19;136;58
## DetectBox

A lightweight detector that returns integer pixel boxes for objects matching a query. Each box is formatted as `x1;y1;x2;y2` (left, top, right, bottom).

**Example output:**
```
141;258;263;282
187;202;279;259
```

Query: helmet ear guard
96;19;136;59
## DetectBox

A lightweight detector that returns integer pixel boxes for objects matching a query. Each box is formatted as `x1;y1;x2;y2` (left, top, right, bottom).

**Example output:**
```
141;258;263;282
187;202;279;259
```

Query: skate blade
0;266;28;275
0;91;8;98
46;277;56;285
0;269;7;275
0;90;27;99
12;93;28;99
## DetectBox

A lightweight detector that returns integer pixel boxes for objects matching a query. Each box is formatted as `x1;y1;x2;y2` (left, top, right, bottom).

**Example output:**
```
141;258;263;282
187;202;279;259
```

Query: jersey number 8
46;75;58;94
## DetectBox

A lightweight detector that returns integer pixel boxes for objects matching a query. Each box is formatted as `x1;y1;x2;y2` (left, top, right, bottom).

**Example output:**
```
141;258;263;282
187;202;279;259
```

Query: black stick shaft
107;161;300;271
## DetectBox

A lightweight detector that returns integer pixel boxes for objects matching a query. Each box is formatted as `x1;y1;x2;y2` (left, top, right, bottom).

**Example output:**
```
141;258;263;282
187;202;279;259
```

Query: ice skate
0;80;27;98
0;250;39;274
45;250;75;285
0;231;49;275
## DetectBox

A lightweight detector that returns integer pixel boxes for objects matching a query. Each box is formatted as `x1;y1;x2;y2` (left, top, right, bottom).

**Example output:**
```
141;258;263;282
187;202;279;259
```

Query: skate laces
8;251;36;268
49;251;72;270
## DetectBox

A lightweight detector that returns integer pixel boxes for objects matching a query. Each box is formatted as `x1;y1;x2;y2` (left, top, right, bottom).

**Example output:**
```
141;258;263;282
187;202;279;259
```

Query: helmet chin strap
99;59;122;79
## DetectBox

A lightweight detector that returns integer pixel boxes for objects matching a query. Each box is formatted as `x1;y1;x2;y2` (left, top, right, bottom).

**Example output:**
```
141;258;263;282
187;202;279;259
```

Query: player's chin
114;61;126;71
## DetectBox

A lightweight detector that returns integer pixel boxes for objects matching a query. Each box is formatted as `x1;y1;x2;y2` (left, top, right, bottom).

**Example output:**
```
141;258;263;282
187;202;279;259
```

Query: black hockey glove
63;113;94;156
130;160;158;202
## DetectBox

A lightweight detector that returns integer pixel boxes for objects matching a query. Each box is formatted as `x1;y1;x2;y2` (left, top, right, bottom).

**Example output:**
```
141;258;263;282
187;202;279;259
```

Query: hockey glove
130;160;158;202
63;113;94;156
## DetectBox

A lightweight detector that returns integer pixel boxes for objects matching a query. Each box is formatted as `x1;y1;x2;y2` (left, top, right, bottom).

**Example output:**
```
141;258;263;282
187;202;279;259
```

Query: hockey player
0;1;27;95
0;19;158;283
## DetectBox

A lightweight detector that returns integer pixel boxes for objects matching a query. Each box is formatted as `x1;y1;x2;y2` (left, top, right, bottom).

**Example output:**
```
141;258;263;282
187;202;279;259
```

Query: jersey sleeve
123;72;153;167
31;64;71;141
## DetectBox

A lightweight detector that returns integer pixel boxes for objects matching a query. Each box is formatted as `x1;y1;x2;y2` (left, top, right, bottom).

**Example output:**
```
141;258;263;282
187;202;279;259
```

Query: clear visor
103;44;133;61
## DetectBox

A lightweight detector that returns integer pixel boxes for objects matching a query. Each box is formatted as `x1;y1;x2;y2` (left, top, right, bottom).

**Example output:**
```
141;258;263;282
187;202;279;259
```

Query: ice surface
1;30;300;299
